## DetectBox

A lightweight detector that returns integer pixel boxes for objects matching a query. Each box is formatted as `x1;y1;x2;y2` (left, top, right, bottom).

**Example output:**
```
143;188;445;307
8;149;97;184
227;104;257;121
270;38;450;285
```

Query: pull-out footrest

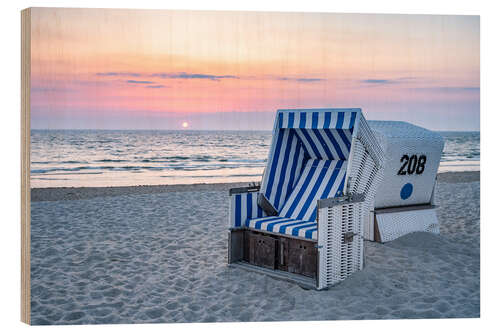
374;205;439;243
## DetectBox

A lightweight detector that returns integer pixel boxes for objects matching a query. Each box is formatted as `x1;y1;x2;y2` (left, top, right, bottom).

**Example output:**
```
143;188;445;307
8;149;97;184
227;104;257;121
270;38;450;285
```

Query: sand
29;171;480;324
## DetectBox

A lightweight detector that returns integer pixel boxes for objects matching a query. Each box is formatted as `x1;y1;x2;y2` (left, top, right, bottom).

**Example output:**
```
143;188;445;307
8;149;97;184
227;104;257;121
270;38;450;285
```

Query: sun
182;121;189;128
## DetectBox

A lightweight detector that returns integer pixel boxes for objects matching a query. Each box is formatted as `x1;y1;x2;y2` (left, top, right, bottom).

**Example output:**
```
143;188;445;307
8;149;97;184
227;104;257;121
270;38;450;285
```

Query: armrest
229;184;260;195
257;193;278;216
229;188;263;228
317;193;365;209
229;184;278;217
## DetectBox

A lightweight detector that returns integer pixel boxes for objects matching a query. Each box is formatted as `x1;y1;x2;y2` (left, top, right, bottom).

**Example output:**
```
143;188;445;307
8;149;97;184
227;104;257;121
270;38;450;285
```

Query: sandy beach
30;171;480;324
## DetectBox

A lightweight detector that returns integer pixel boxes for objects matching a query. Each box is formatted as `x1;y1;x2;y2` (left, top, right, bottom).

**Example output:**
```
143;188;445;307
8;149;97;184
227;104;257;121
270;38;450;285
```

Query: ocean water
439;131;480;172
30;130;479;188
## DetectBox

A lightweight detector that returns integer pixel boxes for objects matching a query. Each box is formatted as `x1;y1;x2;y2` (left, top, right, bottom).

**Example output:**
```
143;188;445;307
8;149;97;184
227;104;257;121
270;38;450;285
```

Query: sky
30;8;480;131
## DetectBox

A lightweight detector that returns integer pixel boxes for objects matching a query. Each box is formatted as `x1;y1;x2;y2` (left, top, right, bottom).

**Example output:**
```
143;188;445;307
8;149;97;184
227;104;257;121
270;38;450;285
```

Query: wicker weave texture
376;208;439;242
368;121;444;209
317;200;364;289
347;115;385;241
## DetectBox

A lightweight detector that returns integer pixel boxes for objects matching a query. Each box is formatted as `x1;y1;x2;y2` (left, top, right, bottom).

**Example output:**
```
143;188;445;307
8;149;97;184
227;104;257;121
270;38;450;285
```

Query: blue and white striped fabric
246;216;318;240
260;109;359;213
261;129;306;212
230;192;264;228
279;159;346;221
294;128;352;160
237;109;360;240
246;160;346;240
278;109;358;129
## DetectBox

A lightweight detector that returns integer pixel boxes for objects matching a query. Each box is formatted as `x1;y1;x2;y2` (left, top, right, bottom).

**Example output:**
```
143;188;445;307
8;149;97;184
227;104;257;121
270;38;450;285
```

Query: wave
139;156;190;162
95;159;130;163
160;173;262;178
32;160;88;165
33;172;104;176
30;163;265;175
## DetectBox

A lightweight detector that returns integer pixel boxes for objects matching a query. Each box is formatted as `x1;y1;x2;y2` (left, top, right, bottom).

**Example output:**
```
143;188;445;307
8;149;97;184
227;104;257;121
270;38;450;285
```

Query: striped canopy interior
279;159;346;222
246;160;347;239
260;109;359;213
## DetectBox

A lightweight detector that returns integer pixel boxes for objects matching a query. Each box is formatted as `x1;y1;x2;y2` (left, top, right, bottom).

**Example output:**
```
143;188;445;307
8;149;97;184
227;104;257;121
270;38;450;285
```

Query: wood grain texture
21;7;31;325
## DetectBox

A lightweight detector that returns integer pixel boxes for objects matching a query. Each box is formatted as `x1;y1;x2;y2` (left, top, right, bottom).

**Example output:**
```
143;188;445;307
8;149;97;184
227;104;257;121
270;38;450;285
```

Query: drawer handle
280;241;284;265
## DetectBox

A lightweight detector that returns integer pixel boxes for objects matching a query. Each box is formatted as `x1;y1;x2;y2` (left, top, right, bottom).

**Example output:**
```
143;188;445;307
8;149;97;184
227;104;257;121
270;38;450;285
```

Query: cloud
97;71;328;83
297;78;324;82
151;72;239;81
97;71;239;81
31;86;76;93
127;80;155;84
360;77;424;85
97;72;142;77
361;79;396;85
359;78;479;94
414;86;480;93
146;85;167;89
277;77;325;82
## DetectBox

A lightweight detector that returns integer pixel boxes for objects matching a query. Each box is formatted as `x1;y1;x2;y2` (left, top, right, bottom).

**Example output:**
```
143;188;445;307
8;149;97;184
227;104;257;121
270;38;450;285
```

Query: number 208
398;154;426;175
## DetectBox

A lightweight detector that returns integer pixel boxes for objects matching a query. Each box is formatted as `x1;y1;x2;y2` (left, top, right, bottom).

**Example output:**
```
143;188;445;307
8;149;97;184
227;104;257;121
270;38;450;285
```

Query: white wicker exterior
376;209;440;242
368;121;444;208
317;196;364;289
367;121;444;242
347;116;385;241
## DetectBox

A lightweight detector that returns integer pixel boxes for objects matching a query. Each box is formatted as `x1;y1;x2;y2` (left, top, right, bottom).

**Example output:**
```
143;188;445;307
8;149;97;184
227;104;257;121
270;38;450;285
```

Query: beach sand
29;171;480;324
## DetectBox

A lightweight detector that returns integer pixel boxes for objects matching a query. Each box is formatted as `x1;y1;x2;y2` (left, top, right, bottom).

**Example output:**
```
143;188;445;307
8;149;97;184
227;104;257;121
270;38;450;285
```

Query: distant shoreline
30;129;480;132
31;171;479;202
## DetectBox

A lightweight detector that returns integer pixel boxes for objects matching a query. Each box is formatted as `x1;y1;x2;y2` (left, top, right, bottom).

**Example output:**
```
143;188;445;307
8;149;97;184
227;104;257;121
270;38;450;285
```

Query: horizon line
30;128;480;132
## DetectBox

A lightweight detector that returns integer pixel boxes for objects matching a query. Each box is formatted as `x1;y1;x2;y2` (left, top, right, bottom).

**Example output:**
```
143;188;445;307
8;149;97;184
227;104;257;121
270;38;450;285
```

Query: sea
30;130;479;188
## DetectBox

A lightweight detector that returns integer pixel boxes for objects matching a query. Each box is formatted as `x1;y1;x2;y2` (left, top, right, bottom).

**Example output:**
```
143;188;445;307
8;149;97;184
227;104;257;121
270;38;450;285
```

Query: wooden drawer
286;238;317;279
242;230;317;279
246;231;276;270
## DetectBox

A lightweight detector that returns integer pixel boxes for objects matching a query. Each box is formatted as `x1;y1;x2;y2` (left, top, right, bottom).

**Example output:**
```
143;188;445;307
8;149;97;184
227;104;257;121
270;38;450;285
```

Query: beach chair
367;121;445;242
228;109;384;290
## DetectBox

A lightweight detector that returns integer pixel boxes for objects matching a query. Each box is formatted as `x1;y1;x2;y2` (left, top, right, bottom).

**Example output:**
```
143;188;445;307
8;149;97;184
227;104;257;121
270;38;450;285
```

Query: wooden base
229;229;318;280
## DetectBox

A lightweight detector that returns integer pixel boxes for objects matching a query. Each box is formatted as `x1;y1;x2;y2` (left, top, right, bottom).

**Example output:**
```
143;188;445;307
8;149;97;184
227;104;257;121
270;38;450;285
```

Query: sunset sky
30;8;479;130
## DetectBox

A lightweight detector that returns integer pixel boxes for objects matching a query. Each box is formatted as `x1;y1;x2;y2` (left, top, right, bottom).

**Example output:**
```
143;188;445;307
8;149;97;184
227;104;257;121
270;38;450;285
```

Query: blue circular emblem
400;183;413;200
